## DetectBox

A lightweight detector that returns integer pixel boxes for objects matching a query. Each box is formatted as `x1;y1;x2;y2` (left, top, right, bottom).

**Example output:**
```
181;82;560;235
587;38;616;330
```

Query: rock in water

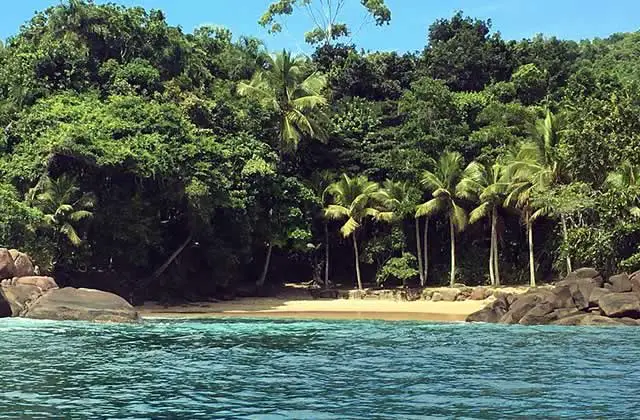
598;293;640;318
24;287;138;323
552;314;625;326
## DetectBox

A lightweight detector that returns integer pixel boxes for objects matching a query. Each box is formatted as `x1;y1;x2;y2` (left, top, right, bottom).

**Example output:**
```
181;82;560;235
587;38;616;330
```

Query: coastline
137;298;489;322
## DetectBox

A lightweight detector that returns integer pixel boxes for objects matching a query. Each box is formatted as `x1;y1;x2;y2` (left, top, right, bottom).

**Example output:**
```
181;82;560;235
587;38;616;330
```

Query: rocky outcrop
467;268;640;326
24;287;138;323
0;249;138;323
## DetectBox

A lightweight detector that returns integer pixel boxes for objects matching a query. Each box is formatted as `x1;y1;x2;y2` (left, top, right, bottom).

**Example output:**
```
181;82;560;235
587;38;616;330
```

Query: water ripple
1;318;639;419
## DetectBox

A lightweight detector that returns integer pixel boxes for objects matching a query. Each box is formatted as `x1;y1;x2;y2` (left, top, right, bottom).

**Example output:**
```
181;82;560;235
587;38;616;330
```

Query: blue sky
1;0;639;54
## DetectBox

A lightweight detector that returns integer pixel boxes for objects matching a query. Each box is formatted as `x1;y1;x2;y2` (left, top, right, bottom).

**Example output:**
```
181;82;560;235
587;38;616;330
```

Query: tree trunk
489;216;495;286
416;218;425;286
492;207;501;286
324;222;330;288
423;217;429;284
152;233;193;279
353;234;363;290
527;210;536;288
450;216;456;287
256;242;273;288
560;214;572;275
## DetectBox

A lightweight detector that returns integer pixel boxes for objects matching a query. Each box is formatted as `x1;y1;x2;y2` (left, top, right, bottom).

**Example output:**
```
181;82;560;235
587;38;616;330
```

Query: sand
137;298;489;322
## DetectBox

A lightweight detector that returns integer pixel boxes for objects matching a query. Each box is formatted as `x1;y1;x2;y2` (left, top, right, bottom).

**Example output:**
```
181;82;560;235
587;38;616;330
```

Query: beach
137;297;489;322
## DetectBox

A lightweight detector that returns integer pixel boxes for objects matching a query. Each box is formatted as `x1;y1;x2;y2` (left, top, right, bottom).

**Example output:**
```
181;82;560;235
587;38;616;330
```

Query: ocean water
1;318;639;419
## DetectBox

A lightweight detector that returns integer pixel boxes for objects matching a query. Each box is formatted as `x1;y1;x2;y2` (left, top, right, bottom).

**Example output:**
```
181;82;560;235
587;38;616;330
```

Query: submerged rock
552;314;625;326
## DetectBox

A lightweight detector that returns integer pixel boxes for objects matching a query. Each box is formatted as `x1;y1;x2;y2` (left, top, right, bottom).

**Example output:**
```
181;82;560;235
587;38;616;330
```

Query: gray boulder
466;294;509;323
588;287;610;307
609;273;632;293
553;314;625;326
24;287;138;323
598;292;640;318
9;250;35;277
499;290;555;324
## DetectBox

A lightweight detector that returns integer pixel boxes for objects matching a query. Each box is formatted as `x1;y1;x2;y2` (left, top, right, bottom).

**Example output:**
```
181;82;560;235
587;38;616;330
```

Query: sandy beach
137;297;489;322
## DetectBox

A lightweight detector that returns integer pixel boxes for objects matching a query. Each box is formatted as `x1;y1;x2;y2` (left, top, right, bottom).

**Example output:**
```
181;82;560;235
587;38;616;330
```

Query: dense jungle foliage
1;1;639;301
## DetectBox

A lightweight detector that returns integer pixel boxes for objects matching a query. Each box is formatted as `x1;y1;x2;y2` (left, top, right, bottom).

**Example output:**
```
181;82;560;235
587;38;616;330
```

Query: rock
0;283;42;316
598;293;640;318
421;289;433;300
348;290;365;299
588;287;610;307
469;287;487;300
0;292;11;317
630;275;640;296
432;288;460;302
518;302;557;325
609;273;632;293
619;317;640;326
571;278;601;310
310;289;338;299
431;292;443;302
0;248;16;280
14;276;58;292
499;290;555;324
557;268;600;287
551;285;575;309
9;250;34;277
553;314;625;326
466;295;509;323
405;288;422;301
24;287;138;323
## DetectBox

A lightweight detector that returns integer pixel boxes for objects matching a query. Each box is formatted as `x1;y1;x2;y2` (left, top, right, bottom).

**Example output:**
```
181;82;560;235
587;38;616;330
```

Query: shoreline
137;298;489;322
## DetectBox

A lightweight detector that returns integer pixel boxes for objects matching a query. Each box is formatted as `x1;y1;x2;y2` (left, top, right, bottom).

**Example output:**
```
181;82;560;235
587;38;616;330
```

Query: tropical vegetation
1;1;639;300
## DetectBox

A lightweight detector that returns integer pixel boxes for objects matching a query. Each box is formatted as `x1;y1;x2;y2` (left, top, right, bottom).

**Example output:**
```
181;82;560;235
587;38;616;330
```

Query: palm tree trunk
324;221;330;288
257;242;273;288
492;208;501;286
152;233;193;279
353;234;363;290
450;217;456;287
423;217;429;284
489;218;495;286
560;214;572;275
527;210;536;288
416;218;425;286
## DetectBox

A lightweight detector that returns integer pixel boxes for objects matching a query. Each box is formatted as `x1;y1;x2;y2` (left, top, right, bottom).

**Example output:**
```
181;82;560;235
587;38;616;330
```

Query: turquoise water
1;318;639;419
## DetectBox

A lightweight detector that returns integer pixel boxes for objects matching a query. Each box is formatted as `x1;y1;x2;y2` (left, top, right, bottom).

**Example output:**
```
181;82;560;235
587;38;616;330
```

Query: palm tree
606;160;640;218
503;143;551;287
237;49;328;153
309;170;336;288
416;152;468;287
29;175;94;265
324;174;388;290
380;180;424;285
457;161;507;286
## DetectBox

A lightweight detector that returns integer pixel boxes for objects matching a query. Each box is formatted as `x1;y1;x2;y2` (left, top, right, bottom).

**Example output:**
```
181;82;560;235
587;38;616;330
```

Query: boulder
499;290;555;324
469;287;487;300
518;302;557;325
557;268;600;287
0;292;11;317
588;287;610;307
431;292;443;302
0;283;42;316
609;274;632;293
0;248;16;280
24;287;138;323
598;293;640;318
553;314;625;326
14;276;57;292
619;317;640;326
9;250;34;277
551;285;575;309
433;288;460;302
310;288;338;299
571;278;601;310
466;295;509;323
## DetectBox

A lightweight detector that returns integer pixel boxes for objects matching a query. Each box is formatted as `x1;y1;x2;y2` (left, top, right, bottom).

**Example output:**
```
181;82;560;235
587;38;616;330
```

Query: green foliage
376;253;419;286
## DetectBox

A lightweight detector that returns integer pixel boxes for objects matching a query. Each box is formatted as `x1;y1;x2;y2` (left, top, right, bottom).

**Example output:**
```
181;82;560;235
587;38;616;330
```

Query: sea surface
1;317;639;419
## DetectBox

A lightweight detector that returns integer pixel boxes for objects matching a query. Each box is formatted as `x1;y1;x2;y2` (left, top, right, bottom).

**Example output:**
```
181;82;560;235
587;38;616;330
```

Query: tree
380;180;424;284
605;160;640;218
29;175;94;266
457;161;506;286
416;152;468;287
259;0;391;45
237;50;329;153
324;174;387;289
